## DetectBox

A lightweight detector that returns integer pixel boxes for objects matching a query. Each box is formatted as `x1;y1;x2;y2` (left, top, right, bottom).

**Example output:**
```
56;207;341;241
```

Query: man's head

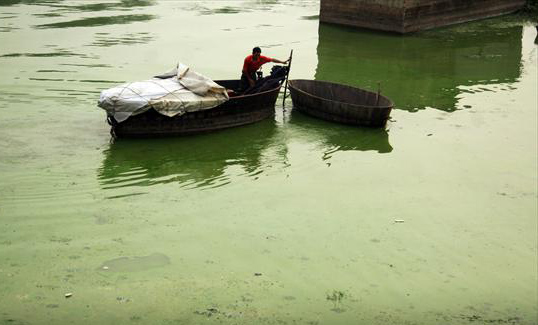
252;47;261;59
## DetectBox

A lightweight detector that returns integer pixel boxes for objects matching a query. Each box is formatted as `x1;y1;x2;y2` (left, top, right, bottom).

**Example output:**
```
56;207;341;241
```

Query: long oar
282;49;293;107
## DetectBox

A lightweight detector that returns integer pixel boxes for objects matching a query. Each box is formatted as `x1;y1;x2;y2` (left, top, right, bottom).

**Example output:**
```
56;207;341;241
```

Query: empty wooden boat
288;79;394;127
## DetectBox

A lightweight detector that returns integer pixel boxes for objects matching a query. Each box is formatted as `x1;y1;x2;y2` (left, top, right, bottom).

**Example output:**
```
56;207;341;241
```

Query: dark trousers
240;72;256;92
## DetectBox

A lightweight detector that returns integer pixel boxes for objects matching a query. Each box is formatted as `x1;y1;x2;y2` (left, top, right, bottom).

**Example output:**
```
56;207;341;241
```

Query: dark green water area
0;1;536;324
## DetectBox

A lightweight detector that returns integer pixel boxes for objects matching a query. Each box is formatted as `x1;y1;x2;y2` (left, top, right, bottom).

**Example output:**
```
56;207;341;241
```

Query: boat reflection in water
288;109;393;160
316;20;523;112
98;120;278;190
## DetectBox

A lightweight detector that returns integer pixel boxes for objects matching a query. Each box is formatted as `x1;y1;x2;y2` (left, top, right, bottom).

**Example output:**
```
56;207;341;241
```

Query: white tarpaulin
98;63;229;123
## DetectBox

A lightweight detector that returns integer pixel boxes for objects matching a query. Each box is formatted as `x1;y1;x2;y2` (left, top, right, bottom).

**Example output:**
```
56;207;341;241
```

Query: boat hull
109;80;281;138
288;79;393;127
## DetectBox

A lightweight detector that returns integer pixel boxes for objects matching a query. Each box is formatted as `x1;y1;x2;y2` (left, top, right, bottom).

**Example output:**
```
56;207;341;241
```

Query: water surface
0;1;536;324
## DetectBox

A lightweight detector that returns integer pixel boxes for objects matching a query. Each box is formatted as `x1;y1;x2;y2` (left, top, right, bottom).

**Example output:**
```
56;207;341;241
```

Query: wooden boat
107;80;281;138
288;79;394;127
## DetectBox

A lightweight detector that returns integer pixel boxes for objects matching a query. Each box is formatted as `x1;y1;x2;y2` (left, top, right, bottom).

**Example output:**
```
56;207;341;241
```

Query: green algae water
0;1;537;324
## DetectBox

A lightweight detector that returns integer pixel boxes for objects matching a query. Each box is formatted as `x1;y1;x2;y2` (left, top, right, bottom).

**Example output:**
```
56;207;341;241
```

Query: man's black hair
252;47;261;54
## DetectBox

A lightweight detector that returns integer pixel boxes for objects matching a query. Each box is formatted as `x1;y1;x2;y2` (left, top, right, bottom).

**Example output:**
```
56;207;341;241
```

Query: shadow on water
315;19;523;112
288;109;393;158
98;120;278;190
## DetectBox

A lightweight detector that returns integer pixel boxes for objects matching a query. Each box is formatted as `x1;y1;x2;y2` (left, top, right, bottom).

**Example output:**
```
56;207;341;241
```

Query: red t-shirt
243;55;272;75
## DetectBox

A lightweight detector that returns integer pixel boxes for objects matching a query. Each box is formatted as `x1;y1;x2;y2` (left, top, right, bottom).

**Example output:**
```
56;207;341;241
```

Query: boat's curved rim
215;79;282;100
289;79;394;109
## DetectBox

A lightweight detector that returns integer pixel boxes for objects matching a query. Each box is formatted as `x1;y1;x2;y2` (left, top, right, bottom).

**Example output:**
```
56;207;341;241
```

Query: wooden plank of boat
108;80;281;138
288;79;394;127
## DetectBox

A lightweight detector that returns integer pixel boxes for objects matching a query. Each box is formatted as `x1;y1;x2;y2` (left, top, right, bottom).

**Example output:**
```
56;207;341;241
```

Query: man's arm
271;58;290;64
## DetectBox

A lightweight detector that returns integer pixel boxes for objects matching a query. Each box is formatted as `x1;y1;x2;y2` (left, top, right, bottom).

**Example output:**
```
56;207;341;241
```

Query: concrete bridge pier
319;0;526;33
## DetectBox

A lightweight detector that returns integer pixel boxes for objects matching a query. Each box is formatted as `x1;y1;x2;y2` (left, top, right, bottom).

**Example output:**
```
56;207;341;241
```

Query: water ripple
199;6;244;15
0;50;87;58
0;0;58;7
36;69;76;73
58;0;156;13
59;63;112;68
105;192;148;200
89;32;154;47
0;26;19;33
32;12;63;18
34;14;156;29
0;172;97;207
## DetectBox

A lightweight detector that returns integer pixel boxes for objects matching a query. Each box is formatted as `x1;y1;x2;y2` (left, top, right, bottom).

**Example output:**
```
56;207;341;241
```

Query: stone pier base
319;0;526;33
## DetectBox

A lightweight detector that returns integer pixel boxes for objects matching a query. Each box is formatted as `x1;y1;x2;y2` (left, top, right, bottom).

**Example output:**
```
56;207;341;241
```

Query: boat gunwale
288;79;394;109
230;86;281;100
215;79;282;100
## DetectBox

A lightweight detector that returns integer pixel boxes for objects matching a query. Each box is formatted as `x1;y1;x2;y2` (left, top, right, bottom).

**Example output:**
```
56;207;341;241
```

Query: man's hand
248;79;255;87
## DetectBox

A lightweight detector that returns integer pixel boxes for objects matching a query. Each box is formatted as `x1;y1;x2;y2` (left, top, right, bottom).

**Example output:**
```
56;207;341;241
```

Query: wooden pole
282;49;293;107
376;82;381;106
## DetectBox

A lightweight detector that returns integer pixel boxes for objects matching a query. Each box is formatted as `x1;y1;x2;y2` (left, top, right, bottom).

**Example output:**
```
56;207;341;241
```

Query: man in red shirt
241;47;289;91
